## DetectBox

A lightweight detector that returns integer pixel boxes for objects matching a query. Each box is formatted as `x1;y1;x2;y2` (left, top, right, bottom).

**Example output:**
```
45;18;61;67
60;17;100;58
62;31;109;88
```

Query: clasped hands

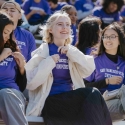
51;46;69;63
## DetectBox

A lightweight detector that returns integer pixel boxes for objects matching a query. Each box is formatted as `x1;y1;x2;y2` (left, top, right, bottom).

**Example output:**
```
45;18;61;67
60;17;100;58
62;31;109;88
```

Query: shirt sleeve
84;79;107;89
114;12;120;21
74;1;83;11
21;0;31;15
84;70;96;82
120;7;125;16
84;68;108;89
93;9;101;17
43;1;51;15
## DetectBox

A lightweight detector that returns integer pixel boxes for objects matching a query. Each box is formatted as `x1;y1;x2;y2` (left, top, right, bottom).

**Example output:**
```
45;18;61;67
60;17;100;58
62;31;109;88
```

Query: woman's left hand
12;52;26;74
58;46;69;54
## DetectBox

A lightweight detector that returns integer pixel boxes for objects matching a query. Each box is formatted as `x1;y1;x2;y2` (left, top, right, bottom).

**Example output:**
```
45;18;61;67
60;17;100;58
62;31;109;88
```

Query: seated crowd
0;0;125;125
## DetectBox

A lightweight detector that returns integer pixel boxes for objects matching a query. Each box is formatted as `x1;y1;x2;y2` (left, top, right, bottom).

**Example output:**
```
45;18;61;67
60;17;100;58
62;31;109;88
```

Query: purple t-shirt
75;0;94;12
71;24;77;46
0;56;19;90
22;0;51;23
93;7;120;28
14;27;36;62
15;0;23;4
85;53;125;93
48;43;73;95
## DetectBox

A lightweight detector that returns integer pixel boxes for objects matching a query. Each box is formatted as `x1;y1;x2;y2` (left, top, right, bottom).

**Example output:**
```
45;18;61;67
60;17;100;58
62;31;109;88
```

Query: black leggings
42;88;112;125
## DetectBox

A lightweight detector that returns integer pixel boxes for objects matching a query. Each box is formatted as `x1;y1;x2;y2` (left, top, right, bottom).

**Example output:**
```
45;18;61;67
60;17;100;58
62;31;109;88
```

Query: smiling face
107;2;118;13
3;24;14;43
103;28;119;53
67;7;77;25
1;3;21;29
49;16;71;41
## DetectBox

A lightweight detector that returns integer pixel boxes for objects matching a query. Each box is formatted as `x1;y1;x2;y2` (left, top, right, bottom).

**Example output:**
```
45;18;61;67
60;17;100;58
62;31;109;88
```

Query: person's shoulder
17;27;34;36
118;56;125;63
94;54;104;62
74;0;83;5
38;41;49;51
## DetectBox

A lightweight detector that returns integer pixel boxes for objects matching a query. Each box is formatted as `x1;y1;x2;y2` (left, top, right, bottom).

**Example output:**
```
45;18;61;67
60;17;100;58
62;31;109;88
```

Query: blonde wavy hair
42;11;72;45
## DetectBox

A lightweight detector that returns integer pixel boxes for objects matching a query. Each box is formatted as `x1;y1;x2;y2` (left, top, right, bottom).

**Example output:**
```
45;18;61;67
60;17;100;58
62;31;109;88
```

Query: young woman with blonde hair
25;11;112;125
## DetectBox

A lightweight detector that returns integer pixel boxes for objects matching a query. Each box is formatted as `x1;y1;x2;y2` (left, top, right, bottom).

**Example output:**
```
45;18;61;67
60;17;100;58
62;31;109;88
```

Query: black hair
99;22;125;60
17;18;23;26
76;16;101;54
0;11;19;54
47;0;58;4
61;0;70;3
103;0;124;12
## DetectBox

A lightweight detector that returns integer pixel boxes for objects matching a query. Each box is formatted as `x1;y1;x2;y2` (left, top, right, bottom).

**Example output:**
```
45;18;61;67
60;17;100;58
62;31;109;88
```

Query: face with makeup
67;7;77;25
49;16;71;41
102;28;119;54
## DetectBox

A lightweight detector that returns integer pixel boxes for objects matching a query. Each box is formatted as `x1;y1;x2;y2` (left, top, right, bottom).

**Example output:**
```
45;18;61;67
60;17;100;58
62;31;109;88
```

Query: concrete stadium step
113;121;125;125
0;116;125;125
0;116;45;125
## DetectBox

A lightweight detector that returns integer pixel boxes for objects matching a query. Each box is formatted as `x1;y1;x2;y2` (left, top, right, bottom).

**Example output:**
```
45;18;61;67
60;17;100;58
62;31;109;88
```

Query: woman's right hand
51;54;60;63
106;76;123;85
0;48;12;61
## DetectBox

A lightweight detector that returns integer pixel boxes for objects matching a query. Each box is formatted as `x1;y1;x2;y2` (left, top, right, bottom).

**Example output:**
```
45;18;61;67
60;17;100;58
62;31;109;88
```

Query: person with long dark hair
25;11;112;125
1;1;36;62
76;16;101;56
0;11;28;125
85;22;125;121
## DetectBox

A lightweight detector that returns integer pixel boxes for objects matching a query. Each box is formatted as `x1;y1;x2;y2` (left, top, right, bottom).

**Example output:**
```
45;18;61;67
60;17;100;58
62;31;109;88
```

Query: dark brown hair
76;16;102;54
0;11;19;54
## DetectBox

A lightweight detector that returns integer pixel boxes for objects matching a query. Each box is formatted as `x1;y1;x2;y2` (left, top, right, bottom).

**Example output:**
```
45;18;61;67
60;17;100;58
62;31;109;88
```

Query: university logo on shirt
0;57;13;66
56;58;69;69
100;68;124;78
16;40;26;50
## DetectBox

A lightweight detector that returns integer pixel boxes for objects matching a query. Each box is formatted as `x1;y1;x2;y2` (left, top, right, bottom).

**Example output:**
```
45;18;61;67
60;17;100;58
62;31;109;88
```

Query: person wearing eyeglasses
84;22;125;121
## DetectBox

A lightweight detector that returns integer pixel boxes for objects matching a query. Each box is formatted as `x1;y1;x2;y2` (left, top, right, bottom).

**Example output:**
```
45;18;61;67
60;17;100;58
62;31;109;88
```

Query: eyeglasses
102;34;118;40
